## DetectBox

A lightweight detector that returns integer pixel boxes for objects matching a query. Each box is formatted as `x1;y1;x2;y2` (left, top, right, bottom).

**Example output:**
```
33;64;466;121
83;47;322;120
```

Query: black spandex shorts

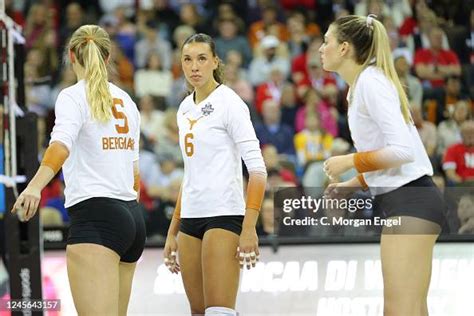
373;175;447;228
180;215;244;239
67;197;146;263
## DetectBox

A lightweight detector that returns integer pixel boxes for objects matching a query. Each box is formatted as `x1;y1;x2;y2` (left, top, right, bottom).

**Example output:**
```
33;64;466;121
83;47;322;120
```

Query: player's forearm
242;208;260;230
27;165;56;191
168;186;182;237
167;217;180;237
243;171;267;229
133;161;140;201
29;141;69;191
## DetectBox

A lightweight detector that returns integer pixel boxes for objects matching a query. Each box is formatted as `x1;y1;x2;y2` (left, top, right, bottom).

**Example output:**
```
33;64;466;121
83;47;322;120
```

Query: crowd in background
6;0;474;238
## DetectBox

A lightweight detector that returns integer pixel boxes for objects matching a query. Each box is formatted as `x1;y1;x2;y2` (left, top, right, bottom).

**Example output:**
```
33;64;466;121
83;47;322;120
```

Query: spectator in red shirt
414;27;461;89
443;120;474;185
255;66;287;114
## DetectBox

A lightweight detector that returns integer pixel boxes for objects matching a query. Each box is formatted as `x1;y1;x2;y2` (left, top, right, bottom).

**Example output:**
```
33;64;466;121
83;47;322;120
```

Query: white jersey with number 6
177;84;265;218
50;80;140;207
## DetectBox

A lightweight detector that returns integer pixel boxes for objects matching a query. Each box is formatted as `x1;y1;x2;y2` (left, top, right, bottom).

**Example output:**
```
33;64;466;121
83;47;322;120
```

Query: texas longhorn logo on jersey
187;117;202;130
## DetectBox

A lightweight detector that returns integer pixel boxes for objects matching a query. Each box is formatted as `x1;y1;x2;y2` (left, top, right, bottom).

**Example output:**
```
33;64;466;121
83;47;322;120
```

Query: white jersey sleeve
50;91;86;151
225;96;266;174
348;66;432;194
358;72;415;164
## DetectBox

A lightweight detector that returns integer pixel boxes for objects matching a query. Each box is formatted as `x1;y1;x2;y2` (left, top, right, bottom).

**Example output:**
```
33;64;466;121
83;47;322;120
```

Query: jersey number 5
184;133;194;157
112;98;129;134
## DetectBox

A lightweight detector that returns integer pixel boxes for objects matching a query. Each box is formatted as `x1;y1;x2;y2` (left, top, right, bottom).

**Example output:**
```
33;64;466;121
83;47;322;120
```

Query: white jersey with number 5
50;80;140;207
177;84;265;218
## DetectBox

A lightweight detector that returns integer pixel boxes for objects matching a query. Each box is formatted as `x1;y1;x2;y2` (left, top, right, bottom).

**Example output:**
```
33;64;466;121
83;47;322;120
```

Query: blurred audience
255;99;295;157
135;20;172;70
437;100;470;157
214;17;252;67
248;35;290;86
443;120;474;185
248;4;288;48
294;111;333;168
457;194;474;234
134;52;173;98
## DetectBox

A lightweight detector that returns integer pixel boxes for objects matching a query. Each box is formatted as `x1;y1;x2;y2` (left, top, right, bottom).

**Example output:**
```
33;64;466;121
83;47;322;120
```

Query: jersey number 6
184;133;194;157
112;98;129;134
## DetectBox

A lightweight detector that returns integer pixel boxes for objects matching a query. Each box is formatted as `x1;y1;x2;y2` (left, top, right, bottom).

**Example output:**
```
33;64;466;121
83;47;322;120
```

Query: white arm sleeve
360;73;415;166
225;95;267;174
49;91;85;151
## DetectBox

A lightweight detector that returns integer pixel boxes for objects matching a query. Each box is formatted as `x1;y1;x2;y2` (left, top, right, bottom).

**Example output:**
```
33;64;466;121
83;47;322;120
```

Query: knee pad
205;306;237;316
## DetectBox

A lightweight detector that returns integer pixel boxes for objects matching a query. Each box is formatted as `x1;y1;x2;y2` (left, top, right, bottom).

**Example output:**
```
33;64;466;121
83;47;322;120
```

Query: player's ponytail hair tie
366;14;377;29
84;36;94;44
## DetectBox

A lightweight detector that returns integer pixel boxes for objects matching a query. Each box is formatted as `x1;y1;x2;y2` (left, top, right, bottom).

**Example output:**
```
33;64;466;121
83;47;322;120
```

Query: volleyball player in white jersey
319;15;445;316
11;25;145;315
163;33;267;316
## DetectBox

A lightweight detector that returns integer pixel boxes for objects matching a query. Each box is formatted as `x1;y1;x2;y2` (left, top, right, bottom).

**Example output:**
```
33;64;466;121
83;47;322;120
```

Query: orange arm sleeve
354;151;386;173
133;171;140;192
41;142;69;175
353;150;397;173
353;145;415;173
246;171;267;211
357;174;369;191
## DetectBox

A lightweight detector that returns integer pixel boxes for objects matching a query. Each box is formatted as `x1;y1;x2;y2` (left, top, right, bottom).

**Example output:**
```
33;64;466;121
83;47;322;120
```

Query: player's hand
324;180;357;200
323;154;354;180
11;186;41;222
163;234;180;274
236;227;259;270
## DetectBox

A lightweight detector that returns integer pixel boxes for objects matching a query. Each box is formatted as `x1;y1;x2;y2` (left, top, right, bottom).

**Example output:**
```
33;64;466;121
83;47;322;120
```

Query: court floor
38;242;474;315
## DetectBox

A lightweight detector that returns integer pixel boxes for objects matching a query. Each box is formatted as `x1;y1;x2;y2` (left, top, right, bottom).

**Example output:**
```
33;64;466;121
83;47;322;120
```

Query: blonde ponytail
83;40;113;122
68;25;113;122
333;15;412;124
369;20;412;123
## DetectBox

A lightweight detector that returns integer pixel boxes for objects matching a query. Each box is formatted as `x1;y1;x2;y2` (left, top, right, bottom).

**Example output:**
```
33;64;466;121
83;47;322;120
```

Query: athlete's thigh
380;227;438;315
178;232;205;313
118;261;137;316
66;243;120;315
201;228;240;309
